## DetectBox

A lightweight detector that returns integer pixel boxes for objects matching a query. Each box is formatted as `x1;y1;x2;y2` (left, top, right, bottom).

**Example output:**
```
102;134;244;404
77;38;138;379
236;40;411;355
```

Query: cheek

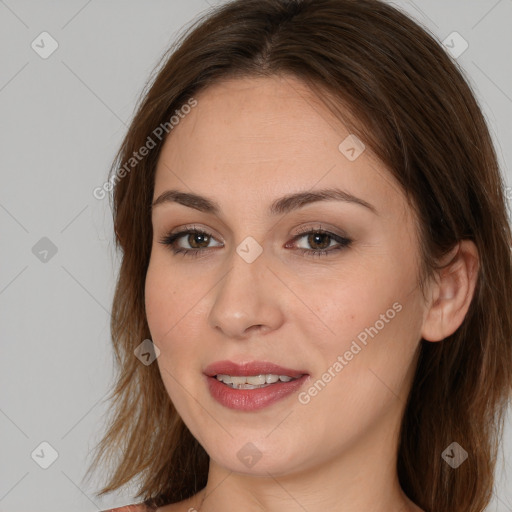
307;255;422;368
144;256;207;363
144;257;186;347
144;261;169;337
144;260;197;405
301;272;401;346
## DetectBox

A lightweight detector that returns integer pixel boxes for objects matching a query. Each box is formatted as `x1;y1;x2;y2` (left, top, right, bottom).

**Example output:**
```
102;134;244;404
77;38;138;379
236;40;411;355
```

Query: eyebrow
151;187;378;216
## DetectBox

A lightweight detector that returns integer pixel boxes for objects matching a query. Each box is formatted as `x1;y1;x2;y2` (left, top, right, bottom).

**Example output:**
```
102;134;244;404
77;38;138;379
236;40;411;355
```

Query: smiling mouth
206;369;310;411
215;373;302;389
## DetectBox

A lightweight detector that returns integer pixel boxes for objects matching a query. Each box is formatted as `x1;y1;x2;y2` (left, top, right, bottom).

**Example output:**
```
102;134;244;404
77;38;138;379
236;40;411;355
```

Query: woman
87;1;512;511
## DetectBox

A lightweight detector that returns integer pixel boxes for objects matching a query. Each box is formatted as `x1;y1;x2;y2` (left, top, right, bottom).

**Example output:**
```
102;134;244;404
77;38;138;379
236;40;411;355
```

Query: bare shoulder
154;500;197;512
103;490;204;512
100;505;155;512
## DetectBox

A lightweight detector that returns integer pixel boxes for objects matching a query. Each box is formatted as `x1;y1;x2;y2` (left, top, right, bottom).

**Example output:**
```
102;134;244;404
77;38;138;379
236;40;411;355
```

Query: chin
203;433;316;477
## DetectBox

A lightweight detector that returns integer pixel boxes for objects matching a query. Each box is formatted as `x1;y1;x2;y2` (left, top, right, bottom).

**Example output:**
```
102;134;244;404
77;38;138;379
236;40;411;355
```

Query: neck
195;408;421;512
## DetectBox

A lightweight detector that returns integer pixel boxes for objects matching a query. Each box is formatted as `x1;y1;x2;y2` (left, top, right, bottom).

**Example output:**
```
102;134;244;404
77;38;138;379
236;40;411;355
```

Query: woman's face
145;75;427;476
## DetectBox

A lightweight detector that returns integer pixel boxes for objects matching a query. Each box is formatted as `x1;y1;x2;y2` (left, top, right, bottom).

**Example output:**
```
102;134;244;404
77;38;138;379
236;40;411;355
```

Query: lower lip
206;374;309;411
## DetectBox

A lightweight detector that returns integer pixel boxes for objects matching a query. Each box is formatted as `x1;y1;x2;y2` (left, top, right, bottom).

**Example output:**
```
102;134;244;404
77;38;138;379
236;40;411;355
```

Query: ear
421;240;480;342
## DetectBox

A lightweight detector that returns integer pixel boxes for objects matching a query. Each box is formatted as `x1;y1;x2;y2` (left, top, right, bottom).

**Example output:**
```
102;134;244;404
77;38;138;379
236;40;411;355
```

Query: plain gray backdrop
1;1;511;511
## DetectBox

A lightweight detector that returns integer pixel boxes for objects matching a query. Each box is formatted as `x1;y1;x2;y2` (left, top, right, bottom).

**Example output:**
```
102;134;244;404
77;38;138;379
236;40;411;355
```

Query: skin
144;75;479;512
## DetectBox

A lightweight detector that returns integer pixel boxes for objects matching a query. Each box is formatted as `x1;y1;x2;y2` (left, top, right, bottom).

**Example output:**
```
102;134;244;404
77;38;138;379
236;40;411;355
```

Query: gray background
0;0;511;511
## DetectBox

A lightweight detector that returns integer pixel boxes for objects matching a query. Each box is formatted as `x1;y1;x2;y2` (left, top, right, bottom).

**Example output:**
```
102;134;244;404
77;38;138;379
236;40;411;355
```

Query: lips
203;360;308;379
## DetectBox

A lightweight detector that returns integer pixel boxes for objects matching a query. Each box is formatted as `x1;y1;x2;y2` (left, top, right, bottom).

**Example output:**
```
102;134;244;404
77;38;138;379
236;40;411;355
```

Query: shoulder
100;505;155;512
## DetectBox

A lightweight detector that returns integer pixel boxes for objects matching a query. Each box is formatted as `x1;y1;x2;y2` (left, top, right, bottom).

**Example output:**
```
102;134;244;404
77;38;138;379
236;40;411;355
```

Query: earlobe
421;240;480;342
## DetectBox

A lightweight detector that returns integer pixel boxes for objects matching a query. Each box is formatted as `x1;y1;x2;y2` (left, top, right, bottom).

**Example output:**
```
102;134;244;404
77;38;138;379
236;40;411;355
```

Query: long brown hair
83;1;512;511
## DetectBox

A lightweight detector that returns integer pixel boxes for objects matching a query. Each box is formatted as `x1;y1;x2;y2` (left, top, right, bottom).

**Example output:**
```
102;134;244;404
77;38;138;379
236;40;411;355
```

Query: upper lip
204;360;308;379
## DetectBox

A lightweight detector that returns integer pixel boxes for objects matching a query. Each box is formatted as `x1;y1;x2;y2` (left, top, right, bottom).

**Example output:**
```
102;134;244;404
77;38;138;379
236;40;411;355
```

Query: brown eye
186;232;211;249
290;229;352;258
305;232;332;251
158;227;222;256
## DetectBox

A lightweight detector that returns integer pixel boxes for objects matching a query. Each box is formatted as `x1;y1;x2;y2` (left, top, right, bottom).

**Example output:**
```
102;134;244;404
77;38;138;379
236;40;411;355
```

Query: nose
207;245;285;340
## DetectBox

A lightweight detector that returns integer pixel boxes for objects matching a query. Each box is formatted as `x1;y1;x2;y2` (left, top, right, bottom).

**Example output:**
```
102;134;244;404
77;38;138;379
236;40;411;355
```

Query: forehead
153;75;405;218
162;75;352;164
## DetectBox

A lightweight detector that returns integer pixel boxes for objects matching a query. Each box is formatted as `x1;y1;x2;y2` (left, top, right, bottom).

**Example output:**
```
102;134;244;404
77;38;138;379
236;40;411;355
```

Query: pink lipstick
204;360;309;411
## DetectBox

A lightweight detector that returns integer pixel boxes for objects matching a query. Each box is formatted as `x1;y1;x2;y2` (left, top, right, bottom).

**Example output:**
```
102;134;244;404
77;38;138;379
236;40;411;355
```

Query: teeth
215;373;298;388
246;375;266;385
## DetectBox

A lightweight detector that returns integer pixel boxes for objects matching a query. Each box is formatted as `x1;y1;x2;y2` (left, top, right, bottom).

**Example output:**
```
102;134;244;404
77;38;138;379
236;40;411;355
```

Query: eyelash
158;224;352;259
